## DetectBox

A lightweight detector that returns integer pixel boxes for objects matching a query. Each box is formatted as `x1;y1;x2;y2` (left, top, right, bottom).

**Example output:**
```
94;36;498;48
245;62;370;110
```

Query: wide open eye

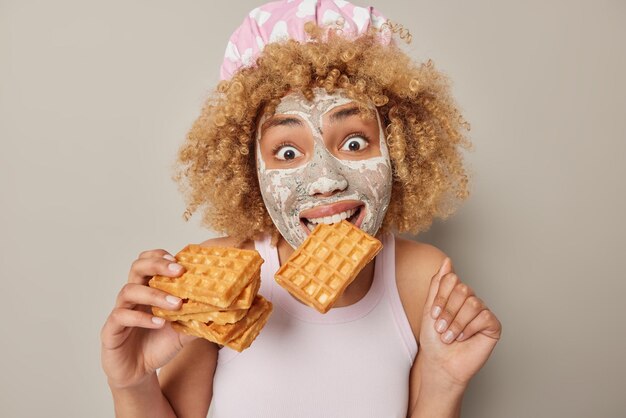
340;135;370;152
274;144;303;161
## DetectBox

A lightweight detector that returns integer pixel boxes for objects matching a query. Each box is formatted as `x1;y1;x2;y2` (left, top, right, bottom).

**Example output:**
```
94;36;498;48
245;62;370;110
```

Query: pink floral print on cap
220;0;391;80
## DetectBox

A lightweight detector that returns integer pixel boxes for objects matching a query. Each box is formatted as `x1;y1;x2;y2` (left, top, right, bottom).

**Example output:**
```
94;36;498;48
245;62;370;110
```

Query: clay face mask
256;88;393;248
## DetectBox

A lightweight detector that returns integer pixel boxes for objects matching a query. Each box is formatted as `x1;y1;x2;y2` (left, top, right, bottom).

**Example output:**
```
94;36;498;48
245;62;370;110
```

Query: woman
101;1;501;416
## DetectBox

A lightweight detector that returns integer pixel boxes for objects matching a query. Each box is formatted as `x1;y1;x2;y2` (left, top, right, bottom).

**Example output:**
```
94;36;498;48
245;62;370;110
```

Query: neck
276;236;376;308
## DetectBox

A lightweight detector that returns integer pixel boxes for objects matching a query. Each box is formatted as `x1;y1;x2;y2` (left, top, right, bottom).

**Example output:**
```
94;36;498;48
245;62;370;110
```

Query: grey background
1;0;625;417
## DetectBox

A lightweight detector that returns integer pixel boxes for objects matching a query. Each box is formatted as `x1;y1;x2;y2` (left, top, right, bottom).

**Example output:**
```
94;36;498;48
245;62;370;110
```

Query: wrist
417;366;468;396
417;377;466;400
108;371;157;393
413;376;465;418
109;373;176;418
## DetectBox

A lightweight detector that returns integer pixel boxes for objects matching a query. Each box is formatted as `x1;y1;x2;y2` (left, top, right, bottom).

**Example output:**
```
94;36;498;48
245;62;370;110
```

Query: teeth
305;208;357;226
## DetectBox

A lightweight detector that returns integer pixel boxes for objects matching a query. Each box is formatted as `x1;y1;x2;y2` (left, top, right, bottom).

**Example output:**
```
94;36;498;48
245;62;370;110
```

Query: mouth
299;201;366;235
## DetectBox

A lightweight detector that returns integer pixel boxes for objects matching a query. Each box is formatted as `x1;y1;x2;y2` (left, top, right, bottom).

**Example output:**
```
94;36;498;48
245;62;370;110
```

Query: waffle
149;244;272;350
155;307;248;325
149;245;263;308
172;295;273;351
226;305;273;352
151;273;260;321
275;220;382;313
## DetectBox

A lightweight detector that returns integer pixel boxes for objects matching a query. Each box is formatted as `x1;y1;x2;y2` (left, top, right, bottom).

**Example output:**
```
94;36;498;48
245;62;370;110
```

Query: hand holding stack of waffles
148;245;272;352
150;221;382;351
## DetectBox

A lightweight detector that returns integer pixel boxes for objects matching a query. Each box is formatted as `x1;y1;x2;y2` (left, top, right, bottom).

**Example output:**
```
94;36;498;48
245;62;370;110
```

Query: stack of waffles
149;245;273;352
275;220;383;314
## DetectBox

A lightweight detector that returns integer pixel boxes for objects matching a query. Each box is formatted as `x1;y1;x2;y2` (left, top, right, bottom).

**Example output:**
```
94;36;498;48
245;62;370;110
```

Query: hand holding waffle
149;245;273;352
100;249;196;390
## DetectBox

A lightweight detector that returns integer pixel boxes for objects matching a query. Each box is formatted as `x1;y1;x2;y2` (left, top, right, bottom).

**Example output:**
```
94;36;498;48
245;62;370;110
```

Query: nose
306;173;348;197
303;151;348;197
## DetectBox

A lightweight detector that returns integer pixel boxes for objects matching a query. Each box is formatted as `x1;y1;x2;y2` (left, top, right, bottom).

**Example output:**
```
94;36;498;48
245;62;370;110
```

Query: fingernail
168;263;183;272
457;332;464;341
443;330;454;343
152;316;165;325
431;306;442;318
165;295;181;305
436;319;447;333
163;254;176;261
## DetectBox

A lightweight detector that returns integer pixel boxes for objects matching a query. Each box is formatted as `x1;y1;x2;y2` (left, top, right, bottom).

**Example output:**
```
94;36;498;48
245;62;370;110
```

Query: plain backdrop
1;0;625;417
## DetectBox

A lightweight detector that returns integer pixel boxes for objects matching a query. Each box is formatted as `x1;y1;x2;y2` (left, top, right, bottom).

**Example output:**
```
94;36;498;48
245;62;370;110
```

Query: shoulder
394;236;449;283
198;235;256;251
393;236;450;340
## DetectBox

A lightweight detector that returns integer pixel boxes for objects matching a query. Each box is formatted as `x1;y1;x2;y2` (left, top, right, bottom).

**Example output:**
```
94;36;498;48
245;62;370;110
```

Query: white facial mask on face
256;88;393;248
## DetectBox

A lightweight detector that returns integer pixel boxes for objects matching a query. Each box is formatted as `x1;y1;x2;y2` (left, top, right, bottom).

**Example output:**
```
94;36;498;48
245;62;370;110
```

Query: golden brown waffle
151;273;260;320
227;305;273;352
275;220;382;313
149;245;263;308
172;295;273;351
155;308;248;325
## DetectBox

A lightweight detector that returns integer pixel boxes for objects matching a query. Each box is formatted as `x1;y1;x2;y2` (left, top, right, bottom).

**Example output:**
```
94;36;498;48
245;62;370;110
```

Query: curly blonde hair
175;25;472;243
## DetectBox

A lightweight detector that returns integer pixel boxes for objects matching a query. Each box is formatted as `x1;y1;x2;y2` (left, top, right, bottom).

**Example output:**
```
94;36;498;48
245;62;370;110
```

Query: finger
424;257;452;314
101;308;166;350
430;272;460;319
128;256;185;284
456;309;502;341
434;282;474;334
439;296;483;343
115;283;183;310
137;249;176;260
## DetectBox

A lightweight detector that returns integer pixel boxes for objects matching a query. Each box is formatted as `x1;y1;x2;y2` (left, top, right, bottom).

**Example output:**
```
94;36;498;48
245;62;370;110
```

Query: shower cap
220;0;391;80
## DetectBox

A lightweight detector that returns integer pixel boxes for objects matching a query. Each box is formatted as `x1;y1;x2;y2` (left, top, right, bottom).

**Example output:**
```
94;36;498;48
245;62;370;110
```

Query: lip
299;200;366;236
299;200;363;219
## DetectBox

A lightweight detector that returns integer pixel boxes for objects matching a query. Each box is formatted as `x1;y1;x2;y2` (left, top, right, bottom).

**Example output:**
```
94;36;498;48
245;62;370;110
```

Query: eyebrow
328;106;362;124
262;116;304;133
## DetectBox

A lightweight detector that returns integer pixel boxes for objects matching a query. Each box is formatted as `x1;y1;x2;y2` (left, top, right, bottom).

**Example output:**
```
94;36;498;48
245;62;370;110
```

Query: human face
256;88;393;248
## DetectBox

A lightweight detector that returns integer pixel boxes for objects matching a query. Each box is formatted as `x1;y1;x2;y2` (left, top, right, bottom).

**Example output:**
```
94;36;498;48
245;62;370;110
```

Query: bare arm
397;239;501;417
396;239;462;417
101;248;194;418
102;237;242;418
109;340;218;418
159;339;219;418
110;373;177;418
408;353;464;418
